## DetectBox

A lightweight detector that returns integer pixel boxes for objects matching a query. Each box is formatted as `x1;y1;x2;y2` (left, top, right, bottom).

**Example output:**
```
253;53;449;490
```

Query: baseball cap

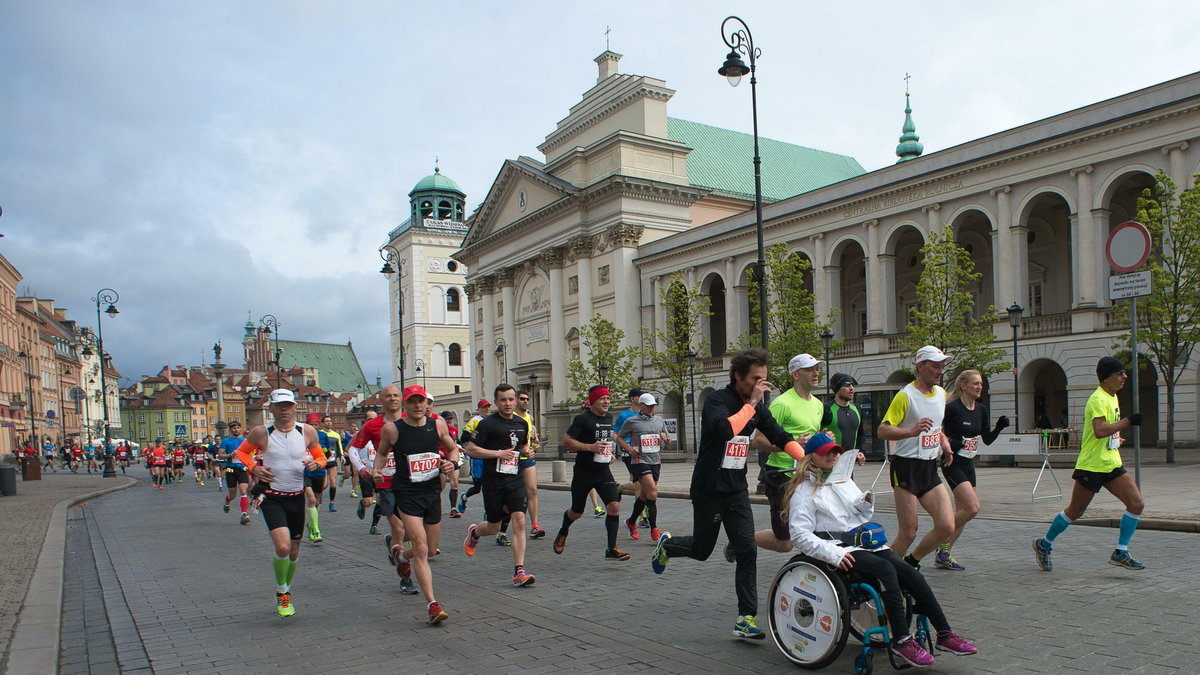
637;393;658;406
804;433;844;456
477;399;492;409
304;412;321;424
628;387;645;399
402;385;428;400
268;389;296;404
425;392;435;401
830;373;858;391
914;346;951;364
788;353;820;372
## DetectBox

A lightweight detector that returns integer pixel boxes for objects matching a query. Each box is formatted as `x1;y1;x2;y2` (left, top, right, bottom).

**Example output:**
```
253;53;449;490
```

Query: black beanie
1097;356;1124;381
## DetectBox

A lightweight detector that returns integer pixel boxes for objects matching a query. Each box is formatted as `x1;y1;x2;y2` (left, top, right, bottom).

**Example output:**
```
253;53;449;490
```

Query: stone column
811;234;830;322
865;220;884;335
607;223;644;340
1012;224;1030;313
477;276;496;392
1071;165;1098;308
497;268;517;384
878;254;898;333
570;236;594;326
651;275;664;353
464;282;481;401
991;186;1015;310
542;248;567;405
824;264;842;336
1091;208;1112;308
924;203;943;236
1163;141;1191;189
722;257;738;347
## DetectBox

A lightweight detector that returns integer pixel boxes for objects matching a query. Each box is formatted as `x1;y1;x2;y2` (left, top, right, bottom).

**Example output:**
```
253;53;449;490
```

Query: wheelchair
767;554;934;673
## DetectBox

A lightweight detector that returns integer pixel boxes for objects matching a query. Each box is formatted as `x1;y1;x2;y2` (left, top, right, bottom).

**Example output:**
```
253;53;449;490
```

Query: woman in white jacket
786;434;977;668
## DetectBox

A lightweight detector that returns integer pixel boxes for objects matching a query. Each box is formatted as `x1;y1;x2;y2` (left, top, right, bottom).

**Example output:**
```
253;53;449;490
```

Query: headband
588;387;610;406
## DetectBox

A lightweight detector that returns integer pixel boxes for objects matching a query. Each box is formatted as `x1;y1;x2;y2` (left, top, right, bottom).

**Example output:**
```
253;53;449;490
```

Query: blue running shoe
1032;537;1052;572
651;531;671;575
1109;549;1145;570
733;615;766;640
457;495;468;513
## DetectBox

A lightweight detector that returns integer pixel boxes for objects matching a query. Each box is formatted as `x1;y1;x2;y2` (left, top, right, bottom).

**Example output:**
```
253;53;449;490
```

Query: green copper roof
667;117;864;201
409;168;465;197
896;94;924;162
276;339;369;394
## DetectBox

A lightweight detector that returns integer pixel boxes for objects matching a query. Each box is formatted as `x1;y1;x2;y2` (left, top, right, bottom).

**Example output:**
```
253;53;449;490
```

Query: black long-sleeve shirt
943;398;1003;453
692;384;795;496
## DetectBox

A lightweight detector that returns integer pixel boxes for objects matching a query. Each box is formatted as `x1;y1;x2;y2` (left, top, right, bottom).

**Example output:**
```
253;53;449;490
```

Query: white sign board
1109;271;1152;300
982;433;1042;455
662;418;679;444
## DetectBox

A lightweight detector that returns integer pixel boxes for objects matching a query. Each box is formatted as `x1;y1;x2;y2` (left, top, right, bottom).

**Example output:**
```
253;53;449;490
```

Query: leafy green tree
563;314;639;406
902;227;1007;377
640;272;711;435
1125;171;1200;462
737;243;838;386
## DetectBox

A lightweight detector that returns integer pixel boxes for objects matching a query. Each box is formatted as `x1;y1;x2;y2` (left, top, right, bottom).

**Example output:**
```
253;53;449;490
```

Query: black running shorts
260;493;306;540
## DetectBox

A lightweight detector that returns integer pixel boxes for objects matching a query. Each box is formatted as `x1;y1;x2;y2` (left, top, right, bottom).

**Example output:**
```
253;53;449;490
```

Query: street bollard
552;460;566;483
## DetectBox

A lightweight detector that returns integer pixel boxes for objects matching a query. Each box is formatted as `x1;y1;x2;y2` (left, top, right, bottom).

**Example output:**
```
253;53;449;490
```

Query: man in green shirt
750;353;825;554
1033;356;1146;571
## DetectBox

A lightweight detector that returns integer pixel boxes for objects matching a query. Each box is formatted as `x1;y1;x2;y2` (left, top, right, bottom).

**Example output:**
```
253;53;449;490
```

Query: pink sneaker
936;631;977;655
893;636;935;668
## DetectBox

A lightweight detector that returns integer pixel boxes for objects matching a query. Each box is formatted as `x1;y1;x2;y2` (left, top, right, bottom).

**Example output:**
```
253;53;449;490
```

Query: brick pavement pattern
57;465;1200;673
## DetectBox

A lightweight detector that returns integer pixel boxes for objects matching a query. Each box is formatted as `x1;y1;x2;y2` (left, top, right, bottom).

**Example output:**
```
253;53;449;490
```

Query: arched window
446;287;461;312
448;343;462;366
438;200;452;219
419;200;434;218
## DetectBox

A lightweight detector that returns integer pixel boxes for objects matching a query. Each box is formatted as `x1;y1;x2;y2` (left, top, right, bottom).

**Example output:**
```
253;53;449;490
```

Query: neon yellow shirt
1077;386;1122;472
766;388;824;469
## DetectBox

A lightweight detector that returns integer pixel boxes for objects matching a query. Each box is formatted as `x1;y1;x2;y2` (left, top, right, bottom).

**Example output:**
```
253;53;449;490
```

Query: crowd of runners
95;343;1149;669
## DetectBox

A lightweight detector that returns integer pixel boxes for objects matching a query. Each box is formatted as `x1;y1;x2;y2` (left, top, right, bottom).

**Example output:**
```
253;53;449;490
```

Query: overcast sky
3;1;1198;387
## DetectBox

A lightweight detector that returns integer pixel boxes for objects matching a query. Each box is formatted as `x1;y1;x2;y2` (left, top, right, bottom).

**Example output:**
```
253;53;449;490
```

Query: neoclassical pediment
461;158;579;250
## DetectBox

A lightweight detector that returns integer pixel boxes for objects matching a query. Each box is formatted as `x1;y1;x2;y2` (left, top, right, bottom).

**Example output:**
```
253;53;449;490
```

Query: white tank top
262;422;310;493
892;383;947;460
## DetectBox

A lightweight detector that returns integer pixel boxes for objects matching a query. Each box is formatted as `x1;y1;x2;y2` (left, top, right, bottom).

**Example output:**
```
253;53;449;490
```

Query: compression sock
272;554;289;592
558;510;574;537
1044;511;1072;544
307;507;319;531
240;496;249;514
647;500;658;527
372;504;382;527
1116;511;1140;551
449;488;458;509
605;514;619;549
285;557;298;586
500;515;510;534
629;498;645;523
328;486;336;503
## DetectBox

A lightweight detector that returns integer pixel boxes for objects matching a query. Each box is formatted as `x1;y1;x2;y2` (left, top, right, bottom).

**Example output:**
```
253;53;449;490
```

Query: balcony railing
833;338;864;358
700;355;726;372
1022;314;1071;338
887;334;908;351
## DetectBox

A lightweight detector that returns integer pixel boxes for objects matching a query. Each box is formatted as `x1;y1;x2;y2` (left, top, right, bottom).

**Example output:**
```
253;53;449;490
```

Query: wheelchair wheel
847;591;885;645
767;555;851;669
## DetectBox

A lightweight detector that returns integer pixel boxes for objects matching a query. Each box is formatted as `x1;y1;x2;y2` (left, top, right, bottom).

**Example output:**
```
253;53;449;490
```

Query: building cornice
538;79;675;155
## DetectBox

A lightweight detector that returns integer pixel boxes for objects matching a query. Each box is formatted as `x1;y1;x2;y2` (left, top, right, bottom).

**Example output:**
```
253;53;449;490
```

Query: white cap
268;389;296;404
638;393;658;406
788;353;820;372
914;346;951;364
425;392;435;401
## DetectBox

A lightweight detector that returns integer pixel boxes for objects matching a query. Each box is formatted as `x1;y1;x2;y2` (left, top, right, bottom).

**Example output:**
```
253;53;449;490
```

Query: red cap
402;385;428;400
304;412;321;424
477;399;492;409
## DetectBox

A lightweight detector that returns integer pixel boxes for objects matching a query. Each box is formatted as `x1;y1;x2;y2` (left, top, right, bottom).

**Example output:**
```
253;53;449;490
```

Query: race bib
721;435;750;470
958;436;980;459
497;451;519;475
1108;433;1120;450
919;427;942;458
594;441;614;464
407;452;441;481
639;435;661;455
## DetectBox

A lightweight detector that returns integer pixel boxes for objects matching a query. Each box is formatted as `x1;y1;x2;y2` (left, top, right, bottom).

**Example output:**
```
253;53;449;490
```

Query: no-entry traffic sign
1106;221;1151;272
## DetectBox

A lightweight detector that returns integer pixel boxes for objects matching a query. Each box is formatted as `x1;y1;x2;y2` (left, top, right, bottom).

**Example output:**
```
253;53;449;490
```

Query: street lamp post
494;338;507;385
528;372;539;425
414;359;427;390
380;246;406;389
258;314;281;386
598;364;609;389
685;349;698;455
1005;302;1024;468
719;16;767;351
92;288;120;478
18;341;36;447
820;329;834;397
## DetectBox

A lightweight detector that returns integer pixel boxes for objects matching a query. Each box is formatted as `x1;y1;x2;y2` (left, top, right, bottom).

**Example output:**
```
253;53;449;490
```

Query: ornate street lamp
414;358;427;390
528;372;539;423
719;15;767;350
598;363;609;389
1005;302;1025;468
91;288;119;477
820;329;834;397
258;314;282;386
380;245;407;388
685;348;698;455
17;341;36;446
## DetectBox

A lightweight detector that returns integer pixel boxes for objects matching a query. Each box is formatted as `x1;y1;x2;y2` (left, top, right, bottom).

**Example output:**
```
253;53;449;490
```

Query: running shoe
351;488;359;498
605;547;631;561
934;549;965;571
1031;537;1053;572
328;503;336;512
399;576;419;595
276;591;295;618
1110;549;1146;570
463;524;479;556
369;525;381;535
448;508;461;519
625;518;639;541
553;533;567;555
386;535;395;564
903;554;921;571
650;527;662;542
223;499;231;513
309;530;323;543
397;553;411;577
723;542;736;563
733;615;765;640
457;495;468;513
638;512;650;528
199;481;205;486
651;531;671;574
512;569;536;587
530;524;546;538
357;502;366;520
935;631;978;655
495;532;511;546
240;513;250;525
428;601;448;624
893;635;936;667
593;506;604;518
338;476;345;487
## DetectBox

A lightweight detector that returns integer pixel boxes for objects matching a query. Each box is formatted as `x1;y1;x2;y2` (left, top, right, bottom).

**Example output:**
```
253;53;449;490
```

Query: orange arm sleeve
308;445;326;465
235;441;259;469
728;404;756;437
783;440;805;461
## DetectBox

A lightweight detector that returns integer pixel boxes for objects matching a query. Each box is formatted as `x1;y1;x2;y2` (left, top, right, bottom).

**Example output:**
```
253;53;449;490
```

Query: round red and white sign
1106;221;1151;272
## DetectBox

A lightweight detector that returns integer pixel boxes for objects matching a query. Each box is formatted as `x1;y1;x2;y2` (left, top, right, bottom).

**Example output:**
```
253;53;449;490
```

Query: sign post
1106;221;1152;488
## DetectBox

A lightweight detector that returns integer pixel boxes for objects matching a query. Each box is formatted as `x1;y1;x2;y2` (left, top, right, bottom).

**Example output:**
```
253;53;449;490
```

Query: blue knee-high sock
1116;511;1140;551
1044;511;1072;544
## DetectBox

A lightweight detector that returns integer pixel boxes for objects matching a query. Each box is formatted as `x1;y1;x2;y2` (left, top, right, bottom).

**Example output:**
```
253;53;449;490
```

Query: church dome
409;167;464;197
